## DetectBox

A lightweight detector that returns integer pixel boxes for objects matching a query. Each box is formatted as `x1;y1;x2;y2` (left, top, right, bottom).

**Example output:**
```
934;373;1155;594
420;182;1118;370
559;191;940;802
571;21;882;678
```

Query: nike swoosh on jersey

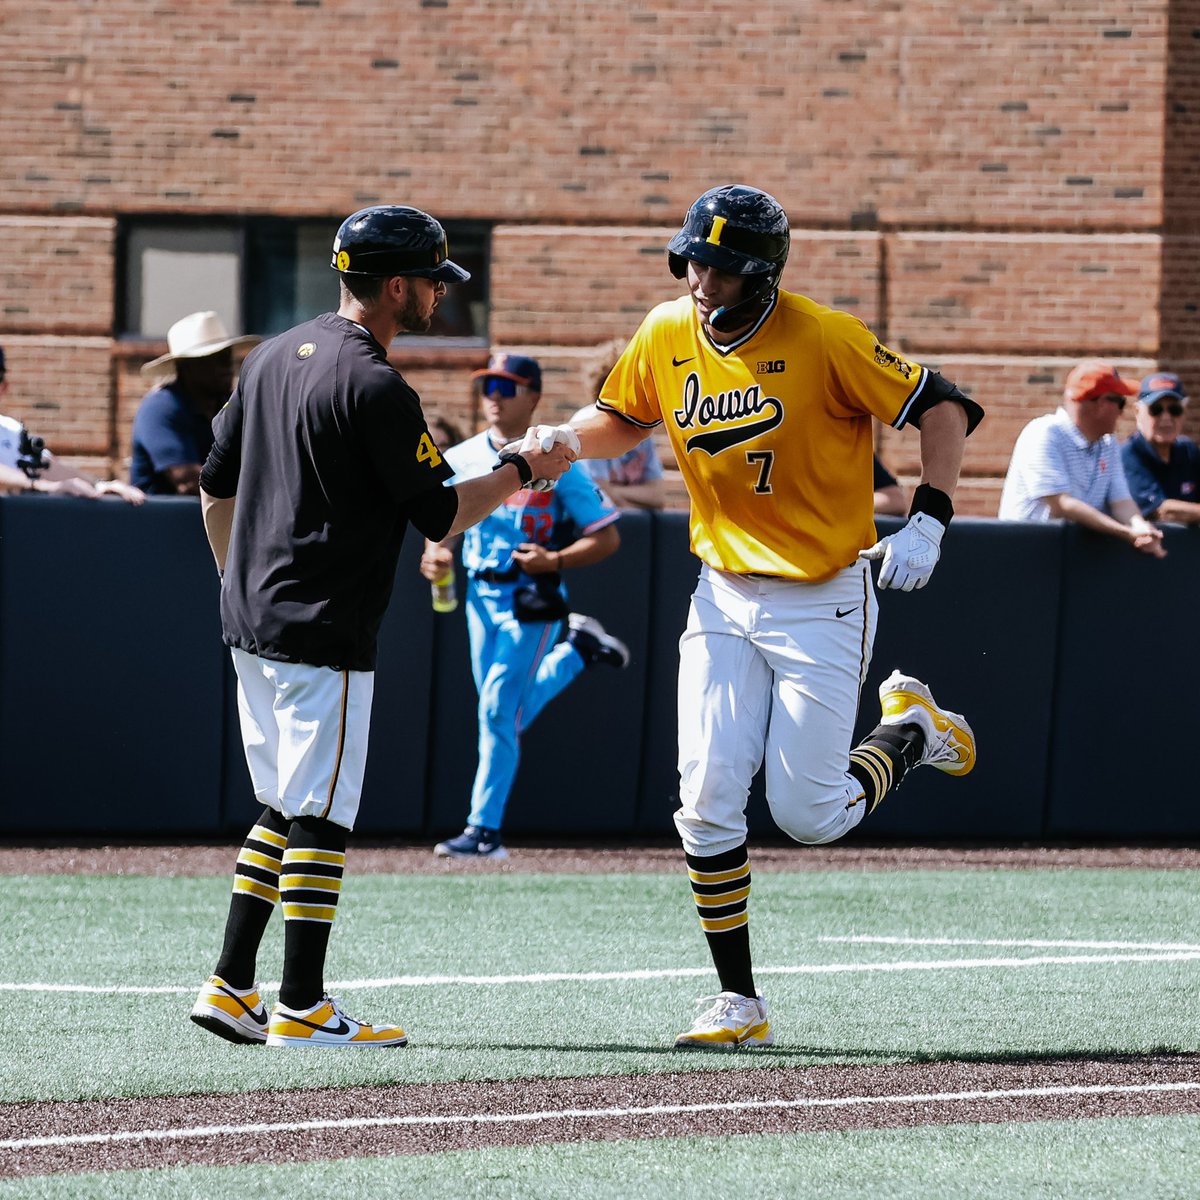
835;606;860;618
683;403;784;456
672;355;695;367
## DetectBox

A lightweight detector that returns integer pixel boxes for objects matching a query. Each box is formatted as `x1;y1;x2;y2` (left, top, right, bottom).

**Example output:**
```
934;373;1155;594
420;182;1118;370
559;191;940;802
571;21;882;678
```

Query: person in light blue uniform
421;354;631;859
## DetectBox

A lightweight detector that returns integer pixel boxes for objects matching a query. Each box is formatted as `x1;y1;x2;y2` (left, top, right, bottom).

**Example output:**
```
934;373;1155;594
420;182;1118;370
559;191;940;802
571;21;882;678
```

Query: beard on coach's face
397;289;432;334
396;278;443;335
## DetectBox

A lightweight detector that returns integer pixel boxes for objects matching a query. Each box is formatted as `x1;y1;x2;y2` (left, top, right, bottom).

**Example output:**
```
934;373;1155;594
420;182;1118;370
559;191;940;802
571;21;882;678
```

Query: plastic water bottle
431;565;458;613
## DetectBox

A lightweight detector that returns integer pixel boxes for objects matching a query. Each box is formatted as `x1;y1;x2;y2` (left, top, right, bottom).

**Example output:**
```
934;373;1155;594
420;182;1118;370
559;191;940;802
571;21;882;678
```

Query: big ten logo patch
757;360;786;374
874;344;913;379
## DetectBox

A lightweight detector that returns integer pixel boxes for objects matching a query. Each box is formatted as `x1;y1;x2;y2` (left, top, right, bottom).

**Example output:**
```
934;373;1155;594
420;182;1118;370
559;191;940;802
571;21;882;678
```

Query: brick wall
0;0;1195;513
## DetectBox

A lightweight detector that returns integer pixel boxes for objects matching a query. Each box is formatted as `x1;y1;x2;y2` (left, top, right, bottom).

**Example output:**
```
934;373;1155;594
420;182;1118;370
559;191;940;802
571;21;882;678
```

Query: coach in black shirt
189;206;576;1050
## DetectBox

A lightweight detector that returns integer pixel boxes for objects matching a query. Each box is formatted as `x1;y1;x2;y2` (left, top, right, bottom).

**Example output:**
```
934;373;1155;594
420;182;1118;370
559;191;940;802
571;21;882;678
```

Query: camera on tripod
18;428;51;479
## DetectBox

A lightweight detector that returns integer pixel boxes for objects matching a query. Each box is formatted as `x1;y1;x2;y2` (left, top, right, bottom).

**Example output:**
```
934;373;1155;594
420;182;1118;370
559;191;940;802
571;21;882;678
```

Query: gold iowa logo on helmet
296;342;316;359
336;250;351;271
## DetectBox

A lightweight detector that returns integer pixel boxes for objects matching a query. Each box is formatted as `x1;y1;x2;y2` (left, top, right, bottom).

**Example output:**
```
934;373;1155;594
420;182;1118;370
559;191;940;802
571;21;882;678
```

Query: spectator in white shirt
998;359;1164;558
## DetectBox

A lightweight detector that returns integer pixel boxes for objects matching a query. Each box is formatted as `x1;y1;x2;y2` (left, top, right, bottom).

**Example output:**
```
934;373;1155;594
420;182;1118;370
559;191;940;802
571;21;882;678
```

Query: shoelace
695;994;746;1022
322;993;351;1023
927;727;955;762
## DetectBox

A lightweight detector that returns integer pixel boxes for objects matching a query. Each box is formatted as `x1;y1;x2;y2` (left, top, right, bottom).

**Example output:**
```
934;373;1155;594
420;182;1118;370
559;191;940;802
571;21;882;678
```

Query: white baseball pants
231;648;374;832
674;561;878;857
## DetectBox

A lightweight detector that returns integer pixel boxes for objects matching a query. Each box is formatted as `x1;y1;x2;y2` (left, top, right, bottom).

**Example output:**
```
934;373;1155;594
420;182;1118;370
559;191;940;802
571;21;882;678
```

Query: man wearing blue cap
1121;371;1200;524
421;352;630;859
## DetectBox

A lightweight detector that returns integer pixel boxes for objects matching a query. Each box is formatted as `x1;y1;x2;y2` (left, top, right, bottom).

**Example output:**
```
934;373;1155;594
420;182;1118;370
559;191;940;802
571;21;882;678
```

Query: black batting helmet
667;185;789;331
331;206;470;283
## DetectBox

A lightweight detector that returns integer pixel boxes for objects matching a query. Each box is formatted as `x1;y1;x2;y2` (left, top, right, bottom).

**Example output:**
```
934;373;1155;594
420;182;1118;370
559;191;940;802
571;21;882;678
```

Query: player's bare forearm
514;524;621;575
201;491;236;573
557;523;620;569
569;404;651;460
916;401;968;496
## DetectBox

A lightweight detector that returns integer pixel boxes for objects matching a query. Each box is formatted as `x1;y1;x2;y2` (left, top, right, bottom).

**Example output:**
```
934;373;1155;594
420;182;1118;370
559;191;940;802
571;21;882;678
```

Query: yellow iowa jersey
598;290;928;581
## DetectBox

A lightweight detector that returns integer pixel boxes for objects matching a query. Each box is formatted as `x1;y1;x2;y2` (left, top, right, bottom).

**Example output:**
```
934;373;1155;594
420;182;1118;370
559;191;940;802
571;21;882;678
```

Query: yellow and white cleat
674;991;773;1050
878;670;976;776
190;975;269;1045
265;994;408;1048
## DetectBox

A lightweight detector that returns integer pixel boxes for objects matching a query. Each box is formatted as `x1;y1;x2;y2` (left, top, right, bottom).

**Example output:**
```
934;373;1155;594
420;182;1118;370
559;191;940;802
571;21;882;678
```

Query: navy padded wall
0;496;224;834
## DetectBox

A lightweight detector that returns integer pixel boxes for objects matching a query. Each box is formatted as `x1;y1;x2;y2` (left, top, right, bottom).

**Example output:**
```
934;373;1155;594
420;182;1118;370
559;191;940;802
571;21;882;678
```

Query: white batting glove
858;512;946;592
513;425;579;492
533;423;581;454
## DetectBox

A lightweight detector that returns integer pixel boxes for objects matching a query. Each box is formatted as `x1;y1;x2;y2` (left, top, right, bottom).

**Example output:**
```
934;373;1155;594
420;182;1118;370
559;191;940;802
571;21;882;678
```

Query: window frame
116;214;491;345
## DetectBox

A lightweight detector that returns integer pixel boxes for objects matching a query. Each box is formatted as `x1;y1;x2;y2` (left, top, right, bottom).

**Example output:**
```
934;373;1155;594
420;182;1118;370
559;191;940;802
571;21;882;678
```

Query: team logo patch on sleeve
874;344;913;379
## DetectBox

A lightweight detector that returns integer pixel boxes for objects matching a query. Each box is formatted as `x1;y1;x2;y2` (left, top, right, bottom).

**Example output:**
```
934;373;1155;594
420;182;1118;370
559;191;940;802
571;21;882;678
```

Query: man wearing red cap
998;359;1165;557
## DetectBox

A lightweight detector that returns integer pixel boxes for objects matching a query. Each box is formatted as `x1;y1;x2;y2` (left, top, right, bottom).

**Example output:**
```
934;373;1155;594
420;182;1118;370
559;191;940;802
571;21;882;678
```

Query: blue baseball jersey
444;432;619;573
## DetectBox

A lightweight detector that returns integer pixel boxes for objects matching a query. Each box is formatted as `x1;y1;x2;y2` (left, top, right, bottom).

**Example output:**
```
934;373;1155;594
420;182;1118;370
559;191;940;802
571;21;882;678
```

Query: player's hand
523;423;582;455
511;427;577;492
419;543;454;582
512;542;560;575
858;512;946;591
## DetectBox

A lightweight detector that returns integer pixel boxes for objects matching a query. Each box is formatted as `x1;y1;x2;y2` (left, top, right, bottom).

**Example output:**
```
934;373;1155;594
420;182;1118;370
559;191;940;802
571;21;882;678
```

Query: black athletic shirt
200;312;457;671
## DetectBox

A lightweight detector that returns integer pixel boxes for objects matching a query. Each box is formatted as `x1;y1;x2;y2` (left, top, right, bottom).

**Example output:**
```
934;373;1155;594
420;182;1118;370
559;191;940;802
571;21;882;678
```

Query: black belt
472;566;521;584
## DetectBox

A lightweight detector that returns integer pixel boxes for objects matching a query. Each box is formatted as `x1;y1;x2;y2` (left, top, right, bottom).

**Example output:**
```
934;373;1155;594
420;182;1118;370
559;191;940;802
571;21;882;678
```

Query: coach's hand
859;512;945;592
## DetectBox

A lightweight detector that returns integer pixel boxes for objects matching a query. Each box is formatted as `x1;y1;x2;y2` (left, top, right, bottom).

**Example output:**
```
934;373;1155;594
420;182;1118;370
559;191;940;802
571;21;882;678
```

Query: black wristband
494;451;533;487
909;483;954;527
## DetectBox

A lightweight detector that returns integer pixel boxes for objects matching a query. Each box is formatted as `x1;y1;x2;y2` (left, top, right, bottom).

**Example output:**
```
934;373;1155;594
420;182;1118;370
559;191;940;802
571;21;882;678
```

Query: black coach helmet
667;184;789;331
331;205;470;283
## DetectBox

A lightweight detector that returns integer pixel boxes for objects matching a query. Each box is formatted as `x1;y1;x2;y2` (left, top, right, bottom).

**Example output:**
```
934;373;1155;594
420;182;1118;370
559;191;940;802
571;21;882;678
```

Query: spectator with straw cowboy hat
131;311;259;495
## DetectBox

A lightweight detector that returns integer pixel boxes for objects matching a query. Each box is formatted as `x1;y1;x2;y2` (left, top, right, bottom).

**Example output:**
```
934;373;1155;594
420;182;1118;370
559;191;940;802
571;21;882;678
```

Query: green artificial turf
2;867;1199;1103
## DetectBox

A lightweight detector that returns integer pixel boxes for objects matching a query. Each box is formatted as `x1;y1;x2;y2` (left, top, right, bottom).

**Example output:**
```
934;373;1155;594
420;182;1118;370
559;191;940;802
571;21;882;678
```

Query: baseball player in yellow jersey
554;184;985;1049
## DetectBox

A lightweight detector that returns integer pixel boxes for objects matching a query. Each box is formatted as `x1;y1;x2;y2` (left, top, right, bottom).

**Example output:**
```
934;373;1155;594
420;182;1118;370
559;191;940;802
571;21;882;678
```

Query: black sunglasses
1148;401;1184;418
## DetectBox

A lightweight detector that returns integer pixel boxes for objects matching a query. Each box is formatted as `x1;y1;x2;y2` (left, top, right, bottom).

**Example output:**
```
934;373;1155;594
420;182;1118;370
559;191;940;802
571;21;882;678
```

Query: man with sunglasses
421;352;629;860
999;359;1166;557
1120;372;1200;525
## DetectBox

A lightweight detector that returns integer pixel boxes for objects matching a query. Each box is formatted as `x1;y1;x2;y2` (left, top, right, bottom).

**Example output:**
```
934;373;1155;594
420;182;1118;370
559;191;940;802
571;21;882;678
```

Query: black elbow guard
910;371;985;436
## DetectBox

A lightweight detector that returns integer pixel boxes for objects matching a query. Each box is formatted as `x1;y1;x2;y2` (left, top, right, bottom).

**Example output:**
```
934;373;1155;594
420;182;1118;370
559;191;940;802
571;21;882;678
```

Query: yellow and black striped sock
848;725;922;813
685;845;755;998
214;808;288;988
278;816;347;1011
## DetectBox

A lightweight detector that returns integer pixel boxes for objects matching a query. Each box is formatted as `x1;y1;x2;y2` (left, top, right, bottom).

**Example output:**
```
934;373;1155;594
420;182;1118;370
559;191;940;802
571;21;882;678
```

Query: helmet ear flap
668;252;689;280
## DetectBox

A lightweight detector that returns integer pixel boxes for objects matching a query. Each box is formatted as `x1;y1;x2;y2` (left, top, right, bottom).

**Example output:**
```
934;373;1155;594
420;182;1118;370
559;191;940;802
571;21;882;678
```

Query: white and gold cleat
265;994;408;1048
674;991;773;1050
878;670;976;776
190;975;269;1045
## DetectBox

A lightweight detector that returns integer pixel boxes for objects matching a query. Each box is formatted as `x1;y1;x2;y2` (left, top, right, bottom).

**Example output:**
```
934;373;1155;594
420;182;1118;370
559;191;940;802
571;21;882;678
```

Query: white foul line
5;1081;1200;1153
5;949;1200;996
823;937;1200;953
